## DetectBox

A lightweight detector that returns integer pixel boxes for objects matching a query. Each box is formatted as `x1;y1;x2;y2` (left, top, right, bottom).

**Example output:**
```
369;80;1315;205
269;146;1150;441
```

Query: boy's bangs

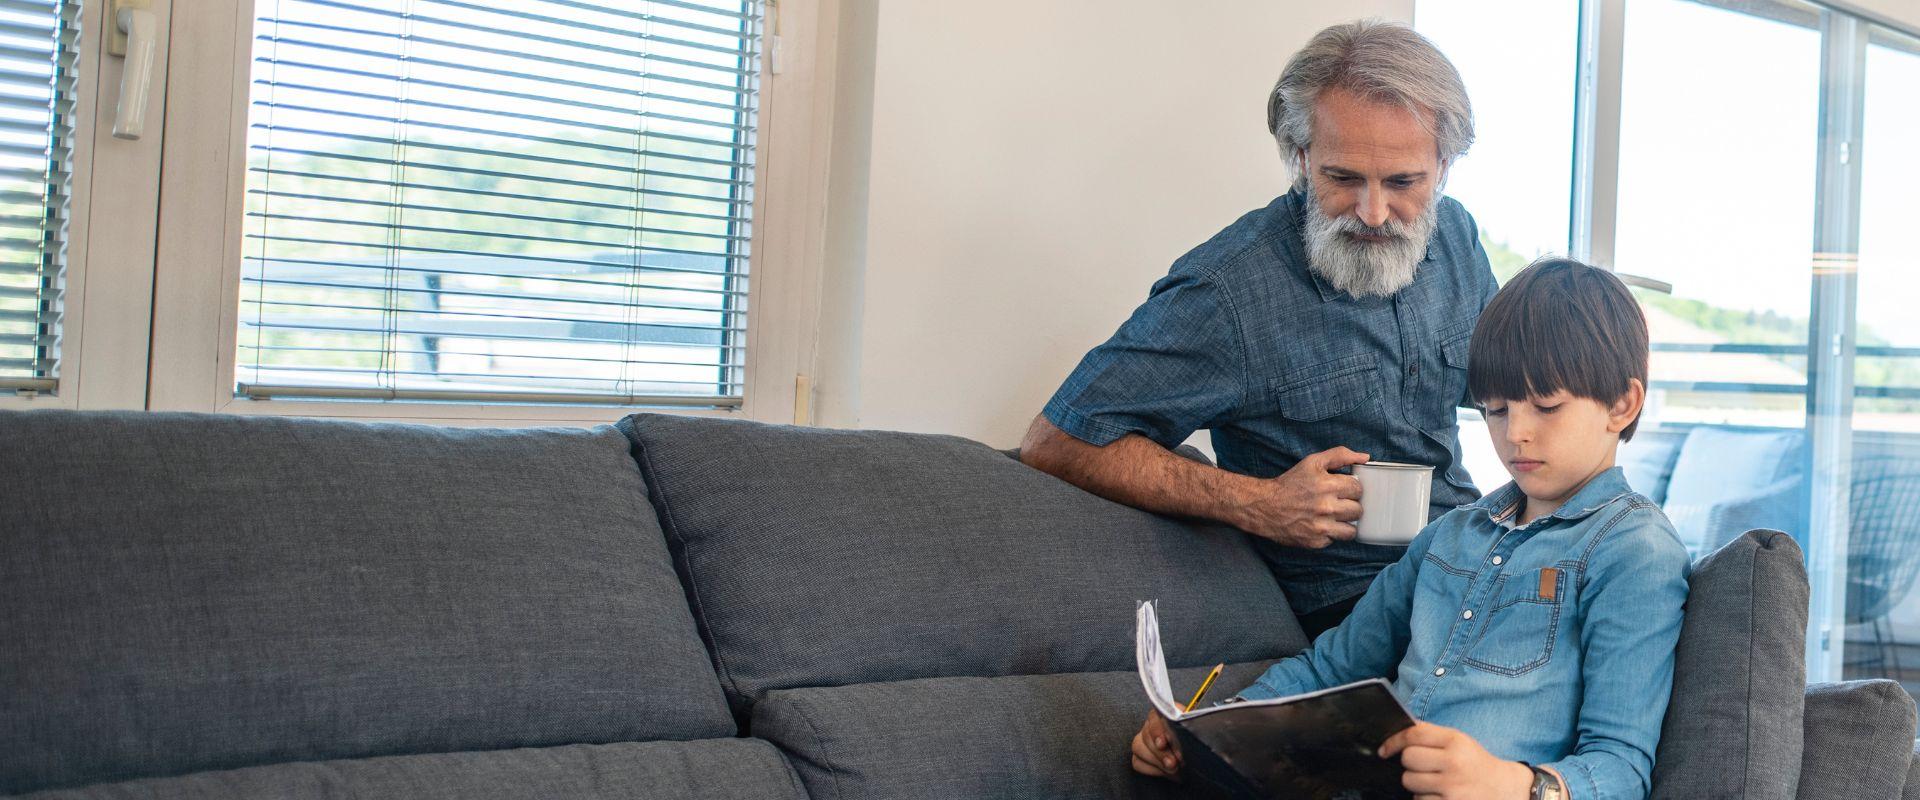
1464;258;1647;421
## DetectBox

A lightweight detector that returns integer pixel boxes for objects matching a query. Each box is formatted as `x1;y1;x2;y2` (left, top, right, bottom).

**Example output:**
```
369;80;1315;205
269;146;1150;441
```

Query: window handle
1615;272;1673;294
108;0;155;140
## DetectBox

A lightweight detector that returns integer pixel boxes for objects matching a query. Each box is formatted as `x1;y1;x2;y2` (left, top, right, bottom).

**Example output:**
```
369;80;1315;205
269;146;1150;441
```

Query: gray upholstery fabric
0;411;732;795
1797;680;1918;800
1651;529;1808;800
618;413;1307;718
751;661;1275;800
1902;743;1920;800
11;739;805;800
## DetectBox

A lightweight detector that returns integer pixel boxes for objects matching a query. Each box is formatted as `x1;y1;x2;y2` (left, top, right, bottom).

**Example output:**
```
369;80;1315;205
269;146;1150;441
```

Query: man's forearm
1018;416;1255;528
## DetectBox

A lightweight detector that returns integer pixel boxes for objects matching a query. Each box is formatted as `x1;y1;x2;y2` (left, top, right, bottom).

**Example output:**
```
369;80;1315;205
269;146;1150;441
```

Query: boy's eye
1484;406;1508;417
1534;403;1561;414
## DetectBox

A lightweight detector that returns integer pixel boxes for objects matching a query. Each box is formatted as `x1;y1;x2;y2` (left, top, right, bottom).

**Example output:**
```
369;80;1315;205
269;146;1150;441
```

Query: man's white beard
1303;190;1438;299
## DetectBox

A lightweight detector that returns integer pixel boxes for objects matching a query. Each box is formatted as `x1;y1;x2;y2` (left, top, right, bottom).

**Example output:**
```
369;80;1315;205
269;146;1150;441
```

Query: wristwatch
1528;765;1566;800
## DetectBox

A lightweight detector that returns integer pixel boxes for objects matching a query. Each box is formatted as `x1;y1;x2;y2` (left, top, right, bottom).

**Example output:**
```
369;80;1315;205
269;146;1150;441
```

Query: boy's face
1482;382;1645;511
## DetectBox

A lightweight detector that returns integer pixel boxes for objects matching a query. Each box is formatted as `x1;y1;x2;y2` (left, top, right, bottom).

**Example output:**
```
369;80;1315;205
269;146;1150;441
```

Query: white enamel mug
1352;461;1433;545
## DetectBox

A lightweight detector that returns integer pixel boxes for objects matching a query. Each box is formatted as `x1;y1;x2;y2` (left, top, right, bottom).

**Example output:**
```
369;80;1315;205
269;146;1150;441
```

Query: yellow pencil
1184;663;1225;713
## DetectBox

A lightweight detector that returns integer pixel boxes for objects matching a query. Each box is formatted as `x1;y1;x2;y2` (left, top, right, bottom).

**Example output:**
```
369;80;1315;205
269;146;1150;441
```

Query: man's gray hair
1267;20;1473;191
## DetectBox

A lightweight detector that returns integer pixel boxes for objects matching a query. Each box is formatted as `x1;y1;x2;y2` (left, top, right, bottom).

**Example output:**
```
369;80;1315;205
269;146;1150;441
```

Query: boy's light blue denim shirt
1238;466;1691;800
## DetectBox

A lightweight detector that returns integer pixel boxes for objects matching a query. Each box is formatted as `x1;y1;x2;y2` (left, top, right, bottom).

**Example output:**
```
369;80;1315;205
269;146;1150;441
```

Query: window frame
0;0;172;413
145;0;831;427
1563;0;1920;682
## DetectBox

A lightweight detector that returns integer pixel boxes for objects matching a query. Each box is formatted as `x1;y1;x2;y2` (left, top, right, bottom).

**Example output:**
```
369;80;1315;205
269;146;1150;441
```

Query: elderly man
1021;20;1496;638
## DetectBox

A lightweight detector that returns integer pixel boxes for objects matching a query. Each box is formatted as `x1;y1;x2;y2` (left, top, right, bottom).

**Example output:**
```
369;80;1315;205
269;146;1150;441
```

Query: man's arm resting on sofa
1017;414;1366;550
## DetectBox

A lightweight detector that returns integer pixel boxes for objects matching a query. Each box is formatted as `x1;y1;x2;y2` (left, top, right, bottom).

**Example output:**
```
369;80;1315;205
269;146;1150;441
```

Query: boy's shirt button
1434;667;1447;677
1463;610;1474;620
1491;555;1504;565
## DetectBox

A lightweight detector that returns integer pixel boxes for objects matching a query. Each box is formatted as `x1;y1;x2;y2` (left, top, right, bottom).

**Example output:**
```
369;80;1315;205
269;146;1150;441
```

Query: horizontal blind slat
237;382;743;407
246;212;747;251
240;342;743;369
249;103;751;169
246;190;744;242
288;0;756;61
243;235;749;277
255;31;748;96
242;255;749;296
249;145;747;201
241;275;746;316
238;319;737;348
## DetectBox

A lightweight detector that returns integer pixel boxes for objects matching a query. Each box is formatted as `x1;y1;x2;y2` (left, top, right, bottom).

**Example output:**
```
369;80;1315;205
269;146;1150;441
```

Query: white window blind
0;0;76;395
241;0;759;407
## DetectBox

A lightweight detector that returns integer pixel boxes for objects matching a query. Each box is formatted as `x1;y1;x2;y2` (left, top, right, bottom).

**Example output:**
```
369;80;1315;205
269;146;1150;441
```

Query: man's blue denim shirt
1239;468;1692;800
1043;188;1499;613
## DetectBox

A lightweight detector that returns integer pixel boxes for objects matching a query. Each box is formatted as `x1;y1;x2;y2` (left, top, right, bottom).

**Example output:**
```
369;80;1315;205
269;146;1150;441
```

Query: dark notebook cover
1136;602;1416;800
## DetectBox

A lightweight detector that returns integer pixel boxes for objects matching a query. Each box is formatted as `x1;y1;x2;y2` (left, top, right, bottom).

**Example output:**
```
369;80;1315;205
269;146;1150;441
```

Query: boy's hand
1378;721;1536;799
1128;711;1182;779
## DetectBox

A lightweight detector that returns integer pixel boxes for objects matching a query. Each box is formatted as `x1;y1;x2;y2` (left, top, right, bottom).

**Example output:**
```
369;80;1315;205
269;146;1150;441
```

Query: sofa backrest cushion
617;413;1307;719
1901;743;1920;800
0;411;733;795
1650;529;1808;800
1796;680;1918;800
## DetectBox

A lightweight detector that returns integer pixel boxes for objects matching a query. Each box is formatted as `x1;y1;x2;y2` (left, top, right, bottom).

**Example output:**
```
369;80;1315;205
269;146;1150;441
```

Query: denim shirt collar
1469;466;1636;528
1276;189;1441;304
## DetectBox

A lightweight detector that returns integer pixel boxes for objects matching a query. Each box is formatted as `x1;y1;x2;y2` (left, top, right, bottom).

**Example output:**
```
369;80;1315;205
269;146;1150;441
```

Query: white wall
814;0;1414;446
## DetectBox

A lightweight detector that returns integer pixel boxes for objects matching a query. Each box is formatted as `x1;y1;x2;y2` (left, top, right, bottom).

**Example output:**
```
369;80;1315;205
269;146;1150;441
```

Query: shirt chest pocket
1414;322;1473;431
1462;566;1569;677
1270;354;1379;423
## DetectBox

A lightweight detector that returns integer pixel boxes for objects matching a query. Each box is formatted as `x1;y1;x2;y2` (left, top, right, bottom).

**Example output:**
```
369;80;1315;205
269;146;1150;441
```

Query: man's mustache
1331;216;1413;243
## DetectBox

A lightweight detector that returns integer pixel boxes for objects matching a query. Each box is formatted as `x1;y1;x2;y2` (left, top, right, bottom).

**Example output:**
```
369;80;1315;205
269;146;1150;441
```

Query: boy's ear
1606;378;1647;435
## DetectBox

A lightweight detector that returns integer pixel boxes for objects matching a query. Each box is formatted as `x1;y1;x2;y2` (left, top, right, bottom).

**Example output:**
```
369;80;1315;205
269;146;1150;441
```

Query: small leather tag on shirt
1540;568;1559;601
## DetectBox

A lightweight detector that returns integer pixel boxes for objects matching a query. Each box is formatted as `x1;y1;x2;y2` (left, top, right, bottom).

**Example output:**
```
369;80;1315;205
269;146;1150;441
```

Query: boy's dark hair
1467;257;1650;441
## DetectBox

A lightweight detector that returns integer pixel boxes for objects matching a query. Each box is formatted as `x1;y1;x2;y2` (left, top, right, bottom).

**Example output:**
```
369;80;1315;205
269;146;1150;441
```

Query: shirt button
1492;555;1504;566
1463;610;1474;620
1409;363;1419;376
1434;667;1446;677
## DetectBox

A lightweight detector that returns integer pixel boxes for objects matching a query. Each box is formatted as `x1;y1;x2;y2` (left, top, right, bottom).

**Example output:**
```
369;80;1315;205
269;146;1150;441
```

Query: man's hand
1128;712;1182;779
1227;446;1369;548
1378;721;1537;800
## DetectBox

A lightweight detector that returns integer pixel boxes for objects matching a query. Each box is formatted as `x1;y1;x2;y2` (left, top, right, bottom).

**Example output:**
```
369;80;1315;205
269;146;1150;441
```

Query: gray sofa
0;409;1914;799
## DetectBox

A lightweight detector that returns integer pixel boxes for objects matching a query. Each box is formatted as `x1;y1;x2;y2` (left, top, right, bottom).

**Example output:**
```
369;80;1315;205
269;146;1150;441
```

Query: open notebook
1135;601;1416;799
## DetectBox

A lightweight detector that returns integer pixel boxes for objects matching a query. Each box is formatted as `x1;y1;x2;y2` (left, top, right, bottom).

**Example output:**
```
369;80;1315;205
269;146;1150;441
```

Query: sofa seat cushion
750;662;1274;800
618;413;1307;718
0;411;732;796
1651;529;1808;800
12;739;804;800
1797;680;1918;800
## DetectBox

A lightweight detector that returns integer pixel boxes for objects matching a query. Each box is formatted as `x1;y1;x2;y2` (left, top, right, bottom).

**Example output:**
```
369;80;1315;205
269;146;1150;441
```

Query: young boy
1130;258;1690;800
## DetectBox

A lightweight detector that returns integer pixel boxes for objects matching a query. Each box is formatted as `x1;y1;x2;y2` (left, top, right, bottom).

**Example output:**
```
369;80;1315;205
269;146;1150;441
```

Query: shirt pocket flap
1270;354;1377;423
1442;331;1472;370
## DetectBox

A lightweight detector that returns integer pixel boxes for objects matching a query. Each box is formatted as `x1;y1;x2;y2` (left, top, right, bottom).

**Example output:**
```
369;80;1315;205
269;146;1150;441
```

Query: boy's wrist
1503;761;1537;799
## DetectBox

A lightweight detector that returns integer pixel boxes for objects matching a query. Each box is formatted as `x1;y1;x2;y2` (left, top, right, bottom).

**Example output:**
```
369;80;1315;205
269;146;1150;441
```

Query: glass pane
0;0;75;390
1415;0;1580;492
239;0;758;403
1612;0;1822;556
1842;25;1920;692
